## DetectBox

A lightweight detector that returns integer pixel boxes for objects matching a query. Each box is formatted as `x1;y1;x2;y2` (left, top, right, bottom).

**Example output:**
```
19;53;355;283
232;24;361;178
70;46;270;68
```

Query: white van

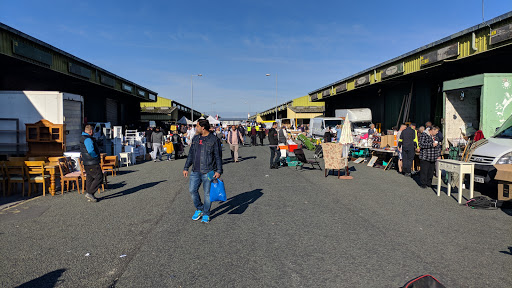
335;108;372;135
309;117;344;139
470;114;512;184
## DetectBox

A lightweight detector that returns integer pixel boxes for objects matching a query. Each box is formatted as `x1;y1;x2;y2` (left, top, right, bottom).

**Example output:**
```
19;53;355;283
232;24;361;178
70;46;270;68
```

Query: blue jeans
189;172;212;216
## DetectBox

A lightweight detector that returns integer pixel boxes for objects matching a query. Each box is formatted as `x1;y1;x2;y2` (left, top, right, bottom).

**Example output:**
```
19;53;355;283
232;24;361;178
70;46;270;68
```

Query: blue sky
1;1;511;118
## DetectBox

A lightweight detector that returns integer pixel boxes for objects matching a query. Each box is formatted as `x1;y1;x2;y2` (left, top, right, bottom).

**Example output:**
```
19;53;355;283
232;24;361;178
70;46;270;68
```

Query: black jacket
80;134;100;166
399;127;418;150
184;133;223;175
268;128;278;145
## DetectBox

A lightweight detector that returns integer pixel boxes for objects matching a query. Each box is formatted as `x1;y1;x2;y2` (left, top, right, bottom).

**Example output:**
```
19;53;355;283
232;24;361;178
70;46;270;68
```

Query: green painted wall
443;73;512;139
482;74;512;136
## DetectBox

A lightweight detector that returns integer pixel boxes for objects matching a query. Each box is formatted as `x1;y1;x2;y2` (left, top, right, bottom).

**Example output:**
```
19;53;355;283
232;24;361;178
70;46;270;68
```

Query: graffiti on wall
496;78;512;123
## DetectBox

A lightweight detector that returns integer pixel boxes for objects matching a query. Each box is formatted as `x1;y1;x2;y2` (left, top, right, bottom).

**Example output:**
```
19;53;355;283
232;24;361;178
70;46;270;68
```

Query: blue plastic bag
210;179;226;202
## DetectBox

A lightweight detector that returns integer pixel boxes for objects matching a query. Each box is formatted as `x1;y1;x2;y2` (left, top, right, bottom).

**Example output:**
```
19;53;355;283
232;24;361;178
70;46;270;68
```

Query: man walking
151;127;165;161
258;122;266;146
268;122;280;169
396;124;407;173
80;125;102;202
227;125;243;162
398;123;418;177
145;126;153;153
183;119;223;223
250;124;257;146
418;126;440;188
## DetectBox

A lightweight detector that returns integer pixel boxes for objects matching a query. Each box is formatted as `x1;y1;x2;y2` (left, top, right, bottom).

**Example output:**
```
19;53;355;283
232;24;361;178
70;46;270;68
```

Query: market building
308;12;512;133
140;97;201;126
256;95;325;126
0;22;157;127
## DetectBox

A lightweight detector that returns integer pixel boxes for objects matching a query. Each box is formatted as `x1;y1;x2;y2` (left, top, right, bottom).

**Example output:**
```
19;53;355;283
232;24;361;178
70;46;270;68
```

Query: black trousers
402;148;415;174
259;134;264;145
85;164;103;195
269;146;280;166
251;135;257;146
420;159;436;187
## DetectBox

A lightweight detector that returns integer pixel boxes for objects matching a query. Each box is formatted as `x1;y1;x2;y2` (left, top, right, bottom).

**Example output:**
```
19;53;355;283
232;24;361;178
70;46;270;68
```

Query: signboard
322;89;331;97
100;74;115;87
381;63;404;79
490;24;512;45
137;89;146;97
335;83;347;94
149;93;156;101
12;40;52;66
122;83;133;92
310;94;318;101
354;74;370;87
68;62;92;79
420;43;459;67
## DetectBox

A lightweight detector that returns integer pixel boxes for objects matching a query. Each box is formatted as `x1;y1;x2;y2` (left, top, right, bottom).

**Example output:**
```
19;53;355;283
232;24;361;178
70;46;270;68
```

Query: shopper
323;126;332;143
250;124;257;146
151;127;165;161
145;127;153;152
258;122;266;146
80;124;102;202
398;123;418;177
268;122;280;169
279;125;288;144
396;124;407;173
227;125;243;162
368;124;377;136
418;126;441;188
183;119;223;223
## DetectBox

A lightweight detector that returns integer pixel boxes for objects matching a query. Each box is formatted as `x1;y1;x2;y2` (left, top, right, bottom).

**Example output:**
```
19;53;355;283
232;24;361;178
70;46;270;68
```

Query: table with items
436;159;475;204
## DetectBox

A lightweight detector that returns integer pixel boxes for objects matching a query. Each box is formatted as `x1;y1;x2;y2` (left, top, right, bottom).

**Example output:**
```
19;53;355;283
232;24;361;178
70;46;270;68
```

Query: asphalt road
0;142;511;288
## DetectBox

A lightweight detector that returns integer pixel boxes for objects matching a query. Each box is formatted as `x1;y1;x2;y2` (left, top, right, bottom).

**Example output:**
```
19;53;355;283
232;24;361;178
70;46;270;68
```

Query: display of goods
297;134;316;150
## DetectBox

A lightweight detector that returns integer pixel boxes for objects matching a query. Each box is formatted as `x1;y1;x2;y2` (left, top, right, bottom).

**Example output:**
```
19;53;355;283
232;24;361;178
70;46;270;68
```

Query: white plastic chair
119;152;132;167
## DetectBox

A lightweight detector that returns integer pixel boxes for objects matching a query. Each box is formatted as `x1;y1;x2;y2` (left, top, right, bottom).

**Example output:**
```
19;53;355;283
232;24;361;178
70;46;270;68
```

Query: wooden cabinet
26;120;66;156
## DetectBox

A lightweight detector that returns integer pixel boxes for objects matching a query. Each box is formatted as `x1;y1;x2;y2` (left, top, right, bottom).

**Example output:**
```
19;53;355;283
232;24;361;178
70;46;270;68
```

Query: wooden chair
322;143;346;177
5;161;29;196
25;161;50;197
7;156;28;162
28;156;48;161
0;162;8;196
294;148;322;170
101;155;118;177
57;158;80;194
78;158;105;194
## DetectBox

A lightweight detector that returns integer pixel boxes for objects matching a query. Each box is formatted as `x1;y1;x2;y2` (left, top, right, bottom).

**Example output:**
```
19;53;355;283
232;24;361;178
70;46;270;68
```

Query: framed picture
354;158;364;164
367;156;378;167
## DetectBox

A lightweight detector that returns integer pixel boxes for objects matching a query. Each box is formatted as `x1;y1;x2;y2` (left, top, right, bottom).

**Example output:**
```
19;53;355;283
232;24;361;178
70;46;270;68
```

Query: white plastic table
436;159;475;203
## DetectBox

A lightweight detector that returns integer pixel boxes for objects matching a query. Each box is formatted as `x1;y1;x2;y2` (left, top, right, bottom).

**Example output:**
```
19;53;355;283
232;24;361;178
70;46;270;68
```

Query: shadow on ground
116;170;136;176
15;268;66;288
106;181;127;190
99;180;167;201
499;246;512;255
210;189;263;220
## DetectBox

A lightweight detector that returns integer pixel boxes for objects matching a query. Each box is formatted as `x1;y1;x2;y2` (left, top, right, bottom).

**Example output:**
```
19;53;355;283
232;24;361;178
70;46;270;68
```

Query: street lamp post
265;73;278;120
191;74;202;122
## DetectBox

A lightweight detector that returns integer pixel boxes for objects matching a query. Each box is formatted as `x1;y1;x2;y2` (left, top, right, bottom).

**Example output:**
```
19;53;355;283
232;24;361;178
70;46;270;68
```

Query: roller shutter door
106;98;118;125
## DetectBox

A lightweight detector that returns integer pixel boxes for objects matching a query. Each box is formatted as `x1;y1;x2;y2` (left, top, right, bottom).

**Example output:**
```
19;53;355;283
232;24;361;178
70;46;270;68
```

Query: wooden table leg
469;166;475;200
437;168;442;197
50;170;56;196
458;169;463;204
447;173;452;197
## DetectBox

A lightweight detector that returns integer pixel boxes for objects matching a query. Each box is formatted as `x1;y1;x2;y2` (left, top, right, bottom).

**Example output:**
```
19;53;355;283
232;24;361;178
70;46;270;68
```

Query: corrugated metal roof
0;22;157;95
308;11;512;95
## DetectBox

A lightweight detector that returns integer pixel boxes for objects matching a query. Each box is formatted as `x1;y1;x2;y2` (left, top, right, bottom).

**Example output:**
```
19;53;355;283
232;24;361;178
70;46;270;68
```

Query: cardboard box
494;164;512;201
380;135;396;148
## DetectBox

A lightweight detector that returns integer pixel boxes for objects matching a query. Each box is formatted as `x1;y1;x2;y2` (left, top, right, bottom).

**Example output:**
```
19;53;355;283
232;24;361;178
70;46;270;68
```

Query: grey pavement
0;142;511;288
